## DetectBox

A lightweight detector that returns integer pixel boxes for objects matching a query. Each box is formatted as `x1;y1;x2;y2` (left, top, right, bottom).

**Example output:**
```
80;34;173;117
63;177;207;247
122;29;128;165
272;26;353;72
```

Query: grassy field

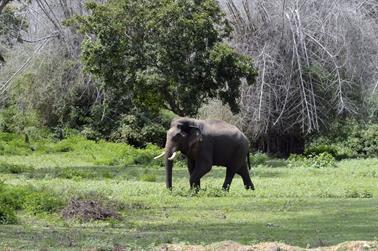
0;135;377;250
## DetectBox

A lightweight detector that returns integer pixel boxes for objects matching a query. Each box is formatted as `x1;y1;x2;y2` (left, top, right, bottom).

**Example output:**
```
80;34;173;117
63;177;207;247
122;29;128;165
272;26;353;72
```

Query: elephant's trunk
165;156;173;190
164;143;176;190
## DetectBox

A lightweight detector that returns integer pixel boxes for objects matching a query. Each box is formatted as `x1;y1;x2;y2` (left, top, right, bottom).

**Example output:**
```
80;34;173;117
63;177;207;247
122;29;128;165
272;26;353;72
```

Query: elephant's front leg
189;160;212;190
187;158;195;176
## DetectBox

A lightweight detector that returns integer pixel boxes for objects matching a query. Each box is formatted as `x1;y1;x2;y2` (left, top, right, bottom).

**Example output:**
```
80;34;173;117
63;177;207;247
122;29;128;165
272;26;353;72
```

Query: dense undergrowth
305;120;378;159
0;132;162;166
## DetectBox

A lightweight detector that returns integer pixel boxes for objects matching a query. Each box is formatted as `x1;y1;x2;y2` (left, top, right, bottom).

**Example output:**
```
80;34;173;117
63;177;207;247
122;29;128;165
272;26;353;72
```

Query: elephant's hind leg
237;165;255;190
222;167;235;191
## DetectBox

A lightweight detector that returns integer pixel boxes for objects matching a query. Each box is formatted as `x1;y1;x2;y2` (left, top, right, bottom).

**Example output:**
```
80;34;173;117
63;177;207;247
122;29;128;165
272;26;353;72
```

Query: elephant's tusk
154;152;165;160
168;152;177;160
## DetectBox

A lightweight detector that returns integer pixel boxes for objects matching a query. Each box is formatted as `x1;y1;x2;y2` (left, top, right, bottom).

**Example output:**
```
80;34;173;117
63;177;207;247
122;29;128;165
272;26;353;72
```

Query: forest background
0;0;377;158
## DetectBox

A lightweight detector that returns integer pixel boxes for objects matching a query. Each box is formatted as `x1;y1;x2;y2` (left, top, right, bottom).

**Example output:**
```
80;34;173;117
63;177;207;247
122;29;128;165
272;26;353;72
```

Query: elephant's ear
188;127;202;149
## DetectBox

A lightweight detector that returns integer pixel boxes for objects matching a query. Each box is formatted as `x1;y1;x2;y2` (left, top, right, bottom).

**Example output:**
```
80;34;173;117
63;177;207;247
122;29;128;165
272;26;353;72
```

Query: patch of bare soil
158;240;378;251
61;197;119;221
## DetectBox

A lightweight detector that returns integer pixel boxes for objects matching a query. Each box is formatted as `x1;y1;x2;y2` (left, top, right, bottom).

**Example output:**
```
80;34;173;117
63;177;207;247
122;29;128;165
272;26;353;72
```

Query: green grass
0;135;377;250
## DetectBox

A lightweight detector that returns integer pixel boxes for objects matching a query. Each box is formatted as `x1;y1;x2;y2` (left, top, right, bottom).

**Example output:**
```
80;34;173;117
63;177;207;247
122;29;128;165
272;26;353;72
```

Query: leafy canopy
68;0;257;116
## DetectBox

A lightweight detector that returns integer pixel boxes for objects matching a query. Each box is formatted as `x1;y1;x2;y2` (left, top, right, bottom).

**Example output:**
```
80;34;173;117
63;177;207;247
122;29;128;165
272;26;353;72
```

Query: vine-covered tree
68;0;257;116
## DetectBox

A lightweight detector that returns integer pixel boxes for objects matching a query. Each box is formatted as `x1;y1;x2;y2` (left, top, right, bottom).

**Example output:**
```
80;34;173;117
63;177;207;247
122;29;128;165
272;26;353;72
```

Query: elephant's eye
172;134;180;141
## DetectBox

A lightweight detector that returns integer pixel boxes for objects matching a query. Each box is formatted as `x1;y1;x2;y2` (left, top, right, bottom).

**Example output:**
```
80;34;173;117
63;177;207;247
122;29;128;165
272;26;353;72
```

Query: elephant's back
204;120;249;147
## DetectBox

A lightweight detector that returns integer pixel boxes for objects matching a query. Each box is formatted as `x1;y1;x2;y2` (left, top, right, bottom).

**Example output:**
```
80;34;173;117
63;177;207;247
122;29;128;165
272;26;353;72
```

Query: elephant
154;117;255;191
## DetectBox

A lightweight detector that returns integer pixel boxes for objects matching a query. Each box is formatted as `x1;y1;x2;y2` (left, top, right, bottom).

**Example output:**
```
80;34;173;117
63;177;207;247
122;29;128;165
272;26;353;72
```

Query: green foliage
250;152;269;166
0;105;41;134
0;161;34;174
67;0;256;116
0;132;164;169
288;153;336;168
24;191;65;214
110;112;170;147
0;132;32;155
0;183;31;224
0;205;17;224
306;120;378;159
0;183;29;211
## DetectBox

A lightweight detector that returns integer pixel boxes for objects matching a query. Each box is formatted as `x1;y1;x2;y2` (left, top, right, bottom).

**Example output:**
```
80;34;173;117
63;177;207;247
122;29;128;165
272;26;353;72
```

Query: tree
68;0;257;116
224;0;378;156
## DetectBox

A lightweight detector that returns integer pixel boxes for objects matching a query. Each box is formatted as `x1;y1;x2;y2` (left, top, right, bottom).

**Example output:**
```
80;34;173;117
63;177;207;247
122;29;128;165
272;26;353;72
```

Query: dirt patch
158;240;378;251
61;197;119;221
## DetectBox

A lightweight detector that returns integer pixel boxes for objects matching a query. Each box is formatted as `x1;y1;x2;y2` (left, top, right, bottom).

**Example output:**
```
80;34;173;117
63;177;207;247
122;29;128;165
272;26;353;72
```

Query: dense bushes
24;191;65;215
0;132;32;155
306;120;378;159
0;132;163;168
0;183;27;224
0;182;66;224
288;153;336;169
110;111;173;147
0;105;173;148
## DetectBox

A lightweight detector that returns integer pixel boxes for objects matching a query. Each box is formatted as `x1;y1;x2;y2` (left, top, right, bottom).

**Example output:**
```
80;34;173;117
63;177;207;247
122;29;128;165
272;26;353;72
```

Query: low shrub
250;152;269;166
304;144;338;157
24;191;65;214
0;186;30;210
288;153;336;168
0;162;34;174
0;205;17;224
0;182;32;224
0;132;32;156
306;120;378;159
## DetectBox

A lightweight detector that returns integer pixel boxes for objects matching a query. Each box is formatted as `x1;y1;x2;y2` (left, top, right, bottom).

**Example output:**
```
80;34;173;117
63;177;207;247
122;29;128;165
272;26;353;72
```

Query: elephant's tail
247;151;251;170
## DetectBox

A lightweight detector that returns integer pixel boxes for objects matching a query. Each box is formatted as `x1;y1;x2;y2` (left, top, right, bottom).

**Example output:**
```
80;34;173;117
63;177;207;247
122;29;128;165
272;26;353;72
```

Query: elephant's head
154;118;202;189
